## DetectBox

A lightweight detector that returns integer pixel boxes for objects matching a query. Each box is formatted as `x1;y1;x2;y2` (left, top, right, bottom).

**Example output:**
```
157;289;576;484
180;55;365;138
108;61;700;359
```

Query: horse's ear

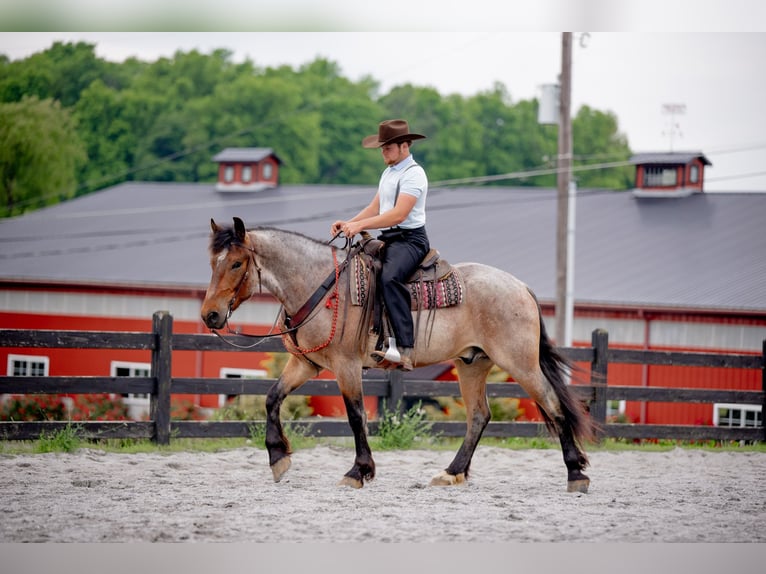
210;219;220;233
233;217;247;242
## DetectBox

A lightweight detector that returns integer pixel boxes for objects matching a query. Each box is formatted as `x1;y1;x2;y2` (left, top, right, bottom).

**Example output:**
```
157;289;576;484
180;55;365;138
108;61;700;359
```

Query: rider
331;119;430;371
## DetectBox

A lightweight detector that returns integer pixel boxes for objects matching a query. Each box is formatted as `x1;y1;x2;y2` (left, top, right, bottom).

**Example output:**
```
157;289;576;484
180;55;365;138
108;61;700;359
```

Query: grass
372;401;437;450
1;421;763;455
36;423;83;453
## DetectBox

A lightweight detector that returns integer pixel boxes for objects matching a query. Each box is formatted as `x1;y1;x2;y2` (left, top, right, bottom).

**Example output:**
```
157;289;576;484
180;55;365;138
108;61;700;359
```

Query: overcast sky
3;28;766;191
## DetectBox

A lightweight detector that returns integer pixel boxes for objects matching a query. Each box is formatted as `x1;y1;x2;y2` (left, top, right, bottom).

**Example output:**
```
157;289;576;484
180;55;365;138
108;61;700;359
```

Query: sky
2;7;766;192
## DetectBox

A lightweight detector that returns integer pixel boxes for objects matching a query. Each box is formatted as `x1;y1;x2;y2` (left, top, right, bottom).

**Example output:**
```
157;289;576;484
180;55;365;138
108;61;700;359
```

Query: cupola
630;151;711;198
212;147;283;192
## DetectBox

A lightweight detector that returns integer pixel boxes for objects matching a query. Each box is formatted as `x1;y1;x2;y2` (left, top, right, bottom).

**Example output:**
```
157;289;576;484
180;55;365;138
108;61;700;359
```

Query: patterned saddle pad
350;254;464;310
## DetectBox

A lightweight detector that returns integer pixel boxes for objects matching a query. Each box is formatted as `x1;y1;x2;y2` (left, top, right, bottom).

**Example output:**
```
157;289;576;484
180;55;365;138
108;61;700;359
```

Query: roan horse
201;217;594;492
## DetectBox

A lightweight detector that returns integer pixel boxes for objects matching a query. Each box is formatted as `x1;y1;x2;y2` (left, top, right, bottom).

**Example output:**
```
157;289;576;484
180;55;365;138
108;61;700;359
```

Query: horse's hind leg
513;366;591;493
430;356;492;486
265;354;316;482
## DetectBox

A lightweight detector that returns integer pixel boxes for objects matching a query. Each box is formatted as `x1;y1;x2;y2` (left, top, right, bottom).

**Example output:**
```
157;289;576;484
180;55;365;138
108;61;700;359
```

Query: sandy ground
1;445;765;543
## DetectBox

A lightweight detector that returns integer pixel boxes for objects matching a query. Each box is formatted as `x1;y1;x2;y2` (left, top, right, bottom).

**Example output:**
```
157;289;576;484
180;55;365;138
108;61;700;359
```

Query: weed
36;424;82;453
375;401;435;450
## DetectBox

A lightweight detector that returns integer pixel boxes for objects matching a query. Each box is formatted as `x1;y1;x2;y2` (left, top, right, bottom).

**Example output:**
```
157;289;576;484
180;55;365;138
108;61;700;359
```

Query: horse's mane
210;225;327;254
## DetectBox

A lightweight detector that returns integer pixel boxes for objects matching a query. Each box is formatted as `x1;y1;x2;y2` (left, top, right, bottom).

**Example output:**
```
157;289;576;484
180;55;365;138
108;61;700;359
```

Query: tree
0;42;108;108
572;105;633;190
0;96;86;217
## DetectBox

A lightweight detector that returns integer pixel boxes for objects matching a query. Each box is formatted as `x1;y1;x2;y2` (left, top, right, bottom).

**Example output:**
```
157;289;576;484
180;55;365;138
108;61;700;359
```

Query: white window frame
111;361;151;420
3;354;52;407
223;165;235;183
606;399;626;420
713;403;762;428
7;354;50;377
241;165;252;183
219;367;267;408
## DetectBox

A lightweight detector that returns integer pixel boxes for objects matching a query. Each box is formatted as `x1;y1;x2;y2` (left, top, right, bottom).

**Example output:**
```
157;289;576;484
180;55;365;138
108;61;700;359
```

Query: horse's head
200;217;256;330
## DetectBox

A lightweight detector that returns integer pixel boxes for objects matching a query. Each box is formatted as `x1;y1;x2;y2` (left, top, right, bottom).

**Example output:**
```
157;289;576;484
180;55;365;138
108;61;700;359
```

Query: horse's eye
231;261;242;270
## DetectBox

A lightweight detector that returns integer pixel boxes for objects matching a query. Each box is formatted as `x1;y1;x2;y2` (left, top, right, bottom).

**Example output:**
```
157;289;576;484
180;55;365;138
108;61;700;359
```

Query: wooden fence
1;311;764;444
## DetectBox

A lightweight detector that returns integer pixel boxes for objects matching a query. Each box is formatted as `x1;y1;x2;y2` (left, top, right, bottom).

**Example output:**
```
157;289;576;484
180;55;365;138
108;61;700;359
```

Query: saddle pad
409;270;464;310
351;255;464;310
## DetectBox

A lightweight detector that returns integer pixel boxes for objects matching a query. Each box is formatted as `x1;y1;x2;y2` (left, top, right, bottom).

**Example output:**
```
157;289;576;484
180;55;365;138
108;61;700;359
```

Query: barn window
713;403;762;428
219;367;268;408
689;164;699;184
241;165;252;183
262;162;273;180
7;354;49;377
223;165;235;183
606;399;626;421
112;361;151;420
644;166;677;187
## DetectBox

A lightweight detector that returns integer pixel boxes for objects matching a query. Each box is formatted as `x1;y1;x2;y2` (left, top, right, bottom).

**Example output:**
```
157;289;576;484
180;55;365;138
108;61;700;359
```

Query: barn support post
590;329;609;440
150;311;173;445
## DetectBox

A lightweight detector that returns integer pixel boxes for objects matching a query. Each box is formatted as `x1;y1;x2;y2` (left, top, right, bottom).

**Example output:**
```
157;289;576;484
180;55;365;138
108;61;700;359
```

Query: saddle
349;232;464;355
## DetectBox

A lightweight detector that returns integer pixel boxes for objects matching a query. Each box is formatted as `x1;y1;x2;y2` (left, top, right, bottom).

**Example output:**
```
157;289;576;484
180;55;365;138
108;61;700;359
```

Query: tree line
0;41;634;218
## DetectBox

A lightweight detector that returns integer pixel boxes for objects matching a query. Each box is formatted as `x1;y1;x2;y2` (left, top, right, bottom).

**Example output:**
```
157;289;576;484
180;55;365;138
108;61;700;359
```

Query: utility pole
555;32;573;346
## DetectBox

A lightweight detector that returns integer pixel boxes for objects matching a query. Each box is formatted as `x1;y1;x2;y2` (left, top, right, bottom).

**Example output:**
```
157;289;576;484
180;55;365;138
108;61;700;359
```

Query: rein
212;233;354;352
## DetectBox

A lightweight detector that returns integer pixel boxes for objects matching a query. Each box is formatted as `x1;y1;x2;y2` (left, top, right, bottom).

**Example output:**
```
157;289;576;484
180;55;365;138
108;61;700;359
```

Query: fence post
150;311;173;445
762;339;765;442
381;369;405;416
590;329;608;440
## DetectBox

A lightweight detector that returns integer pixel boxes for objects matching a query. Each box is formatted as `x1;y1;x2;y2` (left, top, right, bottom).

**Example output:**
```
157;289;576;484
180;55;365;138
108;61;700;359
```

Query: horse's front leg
265;354;316;482
335;366;375;489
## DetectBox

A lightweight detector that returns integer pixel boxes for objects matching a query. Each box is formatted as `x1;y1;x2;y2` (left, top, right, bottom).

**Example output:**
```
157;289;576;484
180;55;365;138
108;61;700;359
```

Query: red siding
3;297;763;425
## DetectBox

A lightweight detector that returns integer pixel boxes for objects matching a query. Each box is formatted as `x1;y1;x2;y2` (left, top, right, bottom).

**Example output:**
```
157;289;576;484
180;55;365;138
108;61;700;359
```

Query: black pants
378;226;430;349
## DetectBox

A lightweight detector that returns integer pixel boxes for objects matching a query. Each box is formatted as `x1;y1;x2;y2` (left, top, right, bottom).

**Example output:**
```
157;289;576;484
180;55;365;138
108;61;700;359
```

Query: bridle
211;233;353;351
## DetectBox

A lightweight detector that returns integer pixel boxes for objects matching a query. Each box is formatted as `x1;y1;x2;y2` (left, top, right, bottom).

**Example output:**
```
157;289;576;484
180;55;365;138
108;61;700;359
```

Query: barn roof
211;147;283;164
630;151;712;166
1;181;765;314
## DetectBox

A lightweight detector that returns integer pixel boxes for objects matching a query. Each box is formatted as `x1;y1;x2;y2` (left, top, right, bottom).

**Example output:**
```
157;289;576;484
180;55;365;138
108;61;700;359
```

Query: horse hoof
337;476;363;489
271;456;291;482
429;471;466;486
567;479;590;493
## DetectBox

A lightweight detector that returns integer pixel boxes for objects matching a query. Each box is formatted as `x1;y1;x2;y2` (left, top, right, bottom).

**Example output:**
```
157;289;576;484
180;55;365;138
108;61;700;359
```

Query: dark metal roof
1;181;765;313
211;147;282;164
630;151;712;166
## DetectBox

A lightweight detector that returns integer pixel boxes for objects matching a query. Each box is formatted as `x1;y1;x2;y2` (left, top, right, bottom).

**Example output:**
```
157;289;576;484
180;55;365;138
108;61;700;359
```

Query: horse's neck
250;229;332;312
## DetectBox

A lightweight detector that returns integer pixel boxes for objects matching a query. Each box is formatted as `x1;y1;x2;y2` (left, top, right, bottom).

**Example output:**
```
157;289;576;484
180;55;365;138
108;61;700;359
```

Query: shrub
170;397;204;421
211;395;311;421
70;394;129;421
376;401;434;449
37;423;82;453
0;394;129;421
1;394;68;421
421;396;522;422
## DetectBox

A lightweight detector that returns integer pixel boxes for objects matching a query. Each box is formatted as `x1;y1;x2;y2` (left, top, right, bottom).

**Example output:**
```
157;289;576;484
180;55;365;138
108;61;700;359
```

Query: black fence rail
1;311;764;444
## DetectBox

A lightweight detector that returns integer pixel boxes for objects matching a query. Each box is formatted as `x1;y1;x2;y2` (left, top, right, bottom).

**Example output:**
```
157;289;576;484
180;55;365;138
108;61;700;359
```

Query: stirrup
370;350;413;371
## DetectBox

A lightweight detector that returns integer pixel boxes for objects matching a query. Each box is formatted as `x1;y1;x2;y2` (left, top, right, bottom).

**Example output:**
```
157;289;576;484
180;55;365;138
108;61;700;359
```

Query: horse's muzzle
203;310;226;330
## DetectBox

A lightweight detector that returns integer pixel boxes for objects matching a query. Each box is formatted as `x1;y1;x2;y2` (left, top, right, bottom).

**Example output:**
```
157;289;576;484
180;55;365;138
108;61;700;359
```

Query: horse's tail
528;287;596;447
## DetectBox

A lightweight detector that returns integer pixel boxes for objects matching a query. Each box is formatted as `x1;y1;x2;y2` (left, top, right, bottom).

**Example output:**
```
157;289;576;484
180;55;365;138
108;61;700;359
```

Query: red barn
1;148;764;428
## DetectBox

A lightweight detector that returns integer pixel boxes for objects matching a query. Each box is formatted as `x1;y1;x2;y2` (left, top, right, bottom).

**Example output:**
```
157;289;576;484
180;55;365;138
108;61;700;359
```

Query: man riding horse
331;119;429;371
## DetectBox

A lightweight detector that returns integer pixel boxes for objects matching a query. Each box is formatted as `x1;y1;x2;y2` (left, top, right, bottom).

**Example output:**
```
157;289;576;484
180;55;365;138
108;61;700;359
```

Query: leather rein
211;233;356;351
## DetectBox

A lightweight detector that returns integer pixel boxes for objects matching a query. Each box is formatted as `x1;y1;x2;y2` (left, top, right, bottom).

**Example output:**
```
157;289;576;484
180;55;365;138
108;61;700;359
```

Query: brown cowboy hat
361;119;426;149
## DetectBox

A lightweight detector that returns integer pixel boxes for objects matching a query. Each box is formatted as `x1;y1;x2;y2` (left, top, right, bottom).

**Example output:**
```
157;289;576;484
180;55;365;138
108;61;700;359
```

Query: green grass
36;423;83;453
0;425;762;455
372;401;437;450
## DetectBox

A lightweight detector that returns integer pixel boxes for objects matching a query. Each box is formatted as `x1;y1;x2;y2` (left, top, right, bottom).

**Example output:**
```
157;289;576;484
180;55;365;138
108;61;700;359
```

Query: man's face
381;142;408;166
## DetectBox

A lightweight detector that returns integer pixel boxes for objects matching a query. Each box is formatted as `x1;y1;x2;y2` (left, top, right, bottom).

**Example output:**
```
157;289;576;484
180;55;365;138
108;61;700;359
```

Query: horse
201;217;595;492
